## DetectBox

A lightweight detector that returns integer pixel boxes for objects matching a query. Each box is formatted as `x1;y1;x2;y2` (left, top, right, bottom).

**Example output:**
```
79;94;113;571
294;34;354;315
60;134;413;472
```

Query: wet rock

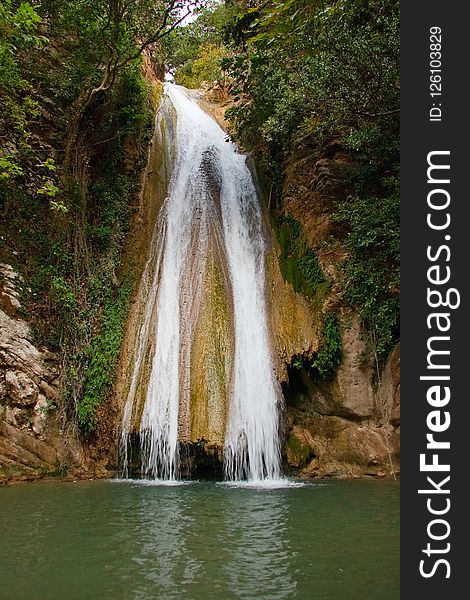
281;310;400;477
309;315;376;419
286;416;399;478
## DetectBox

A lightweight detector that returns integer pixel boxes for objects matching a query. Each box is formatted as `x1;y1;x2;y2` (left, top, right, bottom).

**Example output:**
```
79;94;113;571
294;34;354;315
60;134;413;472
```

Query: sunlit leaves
164;1;232;83
0;1;49;185
0;156;24;179
175;42;227;87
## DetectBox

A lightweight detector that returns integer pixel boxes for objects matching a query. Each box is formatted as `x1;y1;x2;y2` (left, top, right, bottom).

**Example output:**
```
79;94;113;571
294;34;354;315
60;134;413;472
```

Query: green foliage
291;312;342;381
38;398;57;414
164;1;232;72
224;0;399;156
0;0;48;183
311;313;343;381
299;251;327;294
334;176;399;361
175;43;227;88
164;2;231;88
285;434;312;468
37;0;208;105
0;0;45;91
0;0;42;39
0;156;24;179
1;48;154;431
50;275;76;310
114;64;153;133
64;67;154;433
78;279;132;435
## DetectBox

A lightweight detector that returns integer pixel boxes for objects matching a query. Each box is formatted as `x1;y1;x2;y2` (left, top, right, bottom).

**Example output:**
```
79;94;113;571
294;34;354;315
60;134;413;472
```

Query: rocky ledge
283;316;400;479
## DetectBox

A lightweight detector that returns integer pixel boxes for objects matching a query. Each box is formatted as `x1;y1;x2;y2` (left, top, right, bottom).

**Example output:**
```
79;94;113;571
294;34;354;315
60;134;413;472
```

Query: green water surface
0;479;399;600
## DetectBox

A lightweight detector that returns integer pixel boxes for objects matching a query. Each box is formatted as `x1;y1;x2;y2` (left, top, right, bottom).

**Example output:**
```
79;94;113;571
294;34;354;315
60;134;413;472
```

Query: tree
174;42;227;88
40;0;209;110
85;1;210;106
0;0;46;180
163;0;227;73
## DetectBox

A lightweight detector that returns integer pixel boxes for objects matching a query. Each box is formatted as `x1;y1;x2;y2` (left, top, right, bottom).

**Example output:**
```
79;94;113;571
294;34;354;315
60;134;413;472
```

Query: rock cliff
267;145;400;478
0;263;83;482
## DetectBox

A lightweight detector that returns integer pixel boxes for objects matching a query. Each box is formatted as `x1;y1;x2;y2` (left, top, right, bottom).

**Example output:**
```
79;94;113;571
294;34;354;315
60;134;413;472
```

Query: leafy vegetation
39;1;207;108
0;1;48;188
163;1;231;85
292;312;342;382
334;175;399;361
311;313;343;381
78;279;132;434
162;1;399;365
174;42;227;88
223;1;399;159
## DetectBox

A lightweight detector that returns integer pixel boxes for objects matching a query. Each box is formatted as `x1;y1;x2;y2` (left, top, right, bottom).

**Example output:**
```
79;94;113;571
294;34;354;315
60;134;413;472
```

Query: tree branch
359;108;400;118
82;0;206;110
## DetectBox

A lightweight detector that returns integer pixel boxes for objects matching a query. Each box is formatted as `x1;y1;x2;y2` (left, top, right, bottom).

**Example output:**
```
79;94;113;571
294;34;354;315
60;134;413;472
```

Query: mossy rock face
148;80;164;111
264;248;321;382
189;254;233;446
272;214;330;301
285;433;313;468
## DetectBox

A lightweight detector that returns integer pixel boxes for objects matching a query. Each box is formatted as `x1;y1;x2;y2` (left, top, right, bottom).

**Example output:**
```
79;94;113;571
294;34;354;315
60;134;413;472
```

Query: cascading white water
120;84;281;481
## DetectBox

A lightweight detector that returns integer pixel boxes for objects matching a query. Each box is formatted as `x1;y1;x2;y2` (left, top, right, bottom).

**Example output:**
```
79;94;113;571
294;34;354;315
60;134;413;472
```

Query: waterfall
120;84;281;481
